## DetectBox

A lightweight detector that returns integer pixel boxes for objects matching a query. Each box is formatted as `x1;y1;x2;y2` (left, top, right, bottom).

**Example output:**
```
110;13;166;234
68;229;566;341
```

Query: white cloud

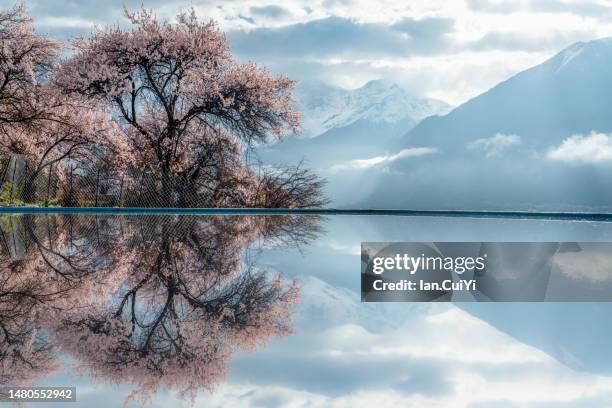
27;0;612;105
467;133;521;157
36;16;96;28
547;131;612;164
331;147;438;170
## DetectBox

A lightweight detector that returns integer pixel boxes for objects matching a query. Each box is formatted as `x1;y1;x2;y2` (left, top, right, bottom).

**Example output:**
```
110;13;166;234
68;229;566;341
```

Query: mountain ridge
357;37;612;210
403;37;612;149
296;79;451;138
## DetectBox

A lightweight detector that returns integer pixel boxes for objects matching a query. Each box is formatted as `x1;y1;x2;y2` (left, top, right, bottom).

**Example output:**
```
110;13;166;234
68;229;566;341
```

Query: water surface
2;214;612;407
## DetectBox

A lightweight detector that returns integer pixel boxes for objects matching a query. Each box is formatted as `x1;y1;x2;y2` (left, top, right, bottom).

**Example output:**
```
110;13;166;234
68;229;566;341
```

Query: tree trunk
9;158;17;205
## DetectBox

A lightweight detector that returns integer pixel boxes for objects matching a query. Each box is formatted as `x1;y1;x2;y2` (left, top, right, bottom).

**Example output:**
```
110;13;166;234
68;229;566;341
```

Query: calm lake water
3;213;612;407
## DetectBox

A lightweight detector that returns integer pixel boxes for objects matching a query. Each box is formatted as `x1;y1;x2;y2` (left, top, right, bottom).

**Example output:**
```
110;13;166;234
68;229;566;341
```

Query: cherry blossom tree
0;4;125;204
13;101;123;203
0;4;59;131
0;5;326;208
56;7;303;206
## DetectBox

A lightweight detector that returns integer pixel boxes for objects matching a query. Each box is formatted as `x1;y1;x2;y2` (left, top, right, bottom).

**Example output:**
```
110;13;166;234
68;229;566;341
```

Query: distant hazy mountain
296;80;451;139
360;38;612;211
256;81;451;204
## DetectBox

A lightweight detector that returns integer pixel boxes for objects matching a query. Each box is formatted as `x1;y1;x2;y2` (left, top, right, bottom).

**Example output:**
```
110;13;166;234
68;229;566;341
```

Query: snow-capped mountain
404;37;612;150
257;80;451;173
296;80;451;138
360;37;612;211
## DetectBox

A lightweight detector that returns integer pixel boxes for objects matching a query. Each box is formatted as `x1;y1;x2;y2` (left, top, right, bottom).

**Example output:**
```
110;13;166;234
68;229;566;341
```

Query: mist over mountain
256;80;451;204
259;80;450;164
357;38;612;211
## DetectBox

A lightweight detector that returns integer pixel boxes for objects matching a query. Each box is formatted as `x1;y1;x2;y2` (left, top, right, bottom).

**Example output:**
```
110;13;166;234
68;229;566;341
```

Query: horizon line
0;207;611;221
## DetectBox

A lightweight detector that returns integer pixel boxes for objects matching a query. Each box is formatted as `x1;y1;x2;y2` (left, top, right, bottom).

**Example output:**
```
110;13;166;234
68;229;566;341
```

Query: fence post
94;167;100;207
23;160;28;203
0;156;9;191
138;169;145;205
69;165;74;206
9;157;17;205
45;164;52;207
118;174;125;207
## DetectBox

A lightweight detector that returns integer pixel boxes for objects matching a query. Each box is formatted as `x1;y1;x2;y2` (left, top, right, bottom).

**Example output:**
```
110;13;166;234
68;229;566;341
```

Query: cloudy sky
21;0;612;106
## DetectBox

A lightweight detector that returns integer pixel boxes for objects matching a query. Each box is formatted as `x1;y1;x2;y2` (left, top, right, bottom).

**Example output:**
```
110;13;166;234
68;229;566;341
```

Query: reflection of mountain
296;276;440;331
230;276;612;407
0;214;320;402
258;214;612;385
360;38;612;210
300;269;612;383
460;303;612;375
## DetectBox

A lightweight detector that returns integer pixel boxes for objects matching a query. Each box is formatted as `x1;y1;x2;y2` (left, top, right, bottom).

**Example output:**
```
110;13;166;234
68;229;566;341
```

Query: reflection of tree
0;214;319;402
0;254;59;386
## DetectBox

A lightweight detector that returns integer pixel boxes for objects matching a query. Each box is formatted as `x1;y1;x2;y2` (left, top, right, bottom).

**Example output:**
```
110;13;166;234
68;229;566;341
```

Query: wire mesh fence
0;153;232;208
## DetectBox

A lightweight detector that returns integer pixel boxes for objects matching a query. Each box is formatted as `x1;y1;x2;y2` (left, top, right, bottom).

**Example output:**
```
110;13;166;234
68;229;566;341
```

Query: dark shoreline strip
0;207;611;221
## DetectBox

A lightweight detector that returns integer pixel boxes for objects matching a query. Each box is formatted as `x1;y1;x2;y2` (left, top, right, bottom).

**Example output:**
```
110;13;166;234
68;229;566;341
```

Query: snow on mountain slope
296;80;451;138
403;37;612;150
358;37;612;211
547;38;612;73
295;275;445;331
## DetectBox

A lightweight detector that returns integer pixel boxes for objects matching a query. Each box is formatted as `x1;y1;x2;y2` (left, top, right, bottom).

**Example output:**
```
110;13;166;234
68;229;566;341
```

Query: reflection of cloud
467;133;521;157
331;147;438;170
221;293;612;407
63;276;612;407
328;240;361;255
547;132;612;164
553;248;612;283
